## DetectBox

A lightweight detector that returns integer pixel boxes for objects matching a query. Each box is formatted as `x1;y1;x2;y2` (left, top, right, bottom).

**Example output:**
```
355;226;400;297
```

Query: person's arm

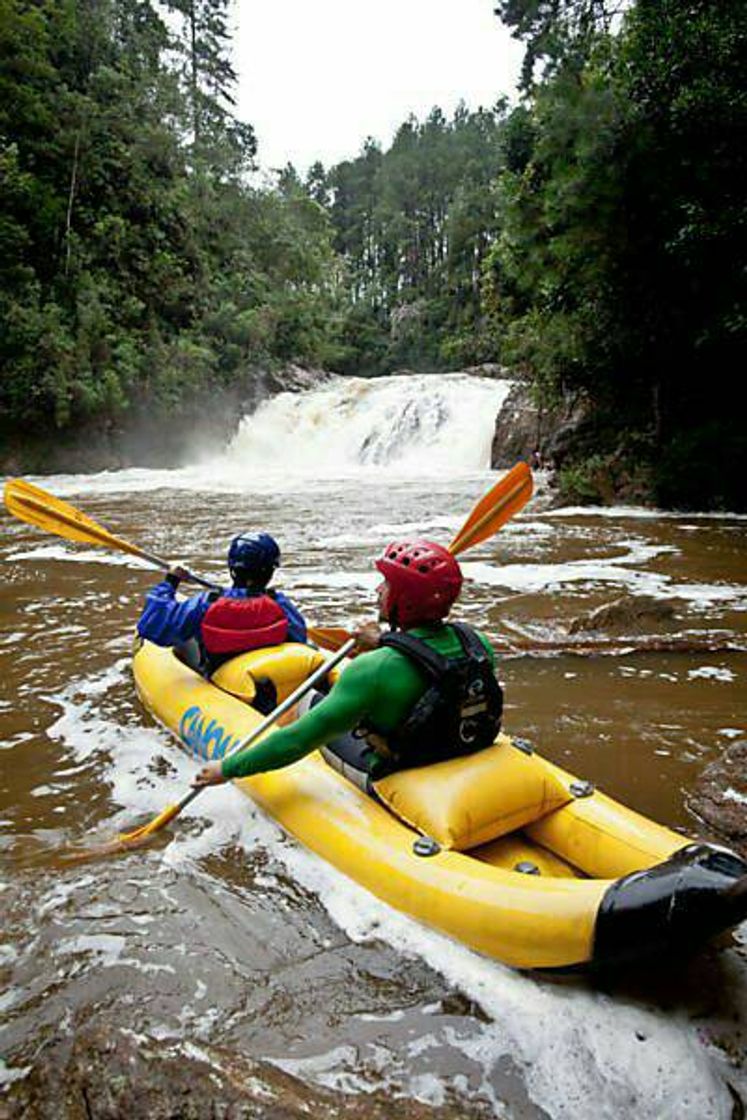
274;591;307;644
136;581;210;647
195;651;383;784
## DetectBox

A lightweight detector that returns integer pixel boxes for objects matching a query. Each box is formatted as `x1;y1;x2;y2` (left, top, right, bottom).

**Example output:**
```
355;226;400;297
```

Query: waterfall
224;372;512;476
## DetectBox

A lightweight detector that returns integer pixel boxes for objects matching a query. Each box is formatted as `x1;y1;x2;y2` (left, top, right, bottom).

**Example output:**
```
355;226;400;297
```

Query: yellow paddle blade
448;462;533;556
3;478;149;561
308;625;353;651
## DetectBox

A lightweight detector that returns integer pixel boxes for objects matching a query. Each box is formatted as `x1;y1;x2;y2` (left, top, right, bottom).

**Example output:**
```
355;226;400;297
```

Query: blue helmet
227;532;280;587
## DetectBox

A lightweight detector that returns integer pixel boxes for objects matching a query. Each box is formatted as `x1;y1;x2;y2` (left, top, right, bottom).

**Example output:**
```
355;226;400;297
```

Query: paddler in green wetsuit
192;539;503;790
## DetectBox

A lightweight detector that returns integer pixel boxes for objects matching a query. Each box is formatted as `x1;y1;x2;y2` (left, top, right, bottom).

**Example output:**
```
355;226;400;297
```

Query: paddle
100;636;356;853
448;460;532;555
3;478;349;647
308;462;534;652
3;478;218;590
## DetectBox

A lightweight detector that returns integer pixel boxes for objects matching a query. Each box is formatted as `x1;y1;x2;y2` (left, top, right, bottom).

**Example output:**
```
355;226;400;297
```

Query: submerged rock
568;595;676;635
688;742;747;857
4;1024;483;1120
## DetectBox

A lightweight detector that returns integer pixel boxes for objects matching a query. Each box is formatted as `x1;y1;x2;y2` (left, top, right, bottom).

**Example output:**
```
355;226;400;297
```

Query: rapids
1;372;746;1118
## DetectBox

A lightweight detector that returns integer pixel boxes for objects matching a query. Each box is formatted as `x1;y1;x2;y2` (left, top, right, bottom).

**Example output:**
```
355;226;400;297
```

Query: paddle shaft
118;543;218;591
126;546;218;590
143;636;357;822
4;478;219;590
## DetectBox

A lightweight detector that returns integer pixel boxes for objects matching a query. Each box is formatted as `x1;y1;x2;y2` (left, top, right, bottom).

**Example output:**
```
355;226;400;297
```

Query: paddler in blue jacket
137;533;307;675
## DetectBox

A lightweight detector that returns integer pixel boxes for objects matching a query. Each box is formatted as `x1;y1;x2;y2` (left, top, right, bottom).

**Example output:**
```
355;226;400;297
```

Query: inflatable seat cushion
211;643;339;707
210;658;257;703
373;736;574;851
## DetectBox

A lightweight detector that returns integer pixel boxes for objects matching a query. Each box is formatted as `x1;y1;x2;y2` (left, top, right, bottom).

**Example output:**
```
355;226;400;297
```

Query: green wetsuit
221;623;495;781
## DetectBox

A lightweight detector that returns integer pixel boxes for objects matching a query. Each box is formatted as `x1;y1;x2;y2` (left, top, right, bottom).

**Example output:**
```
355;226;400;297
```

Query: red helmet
375;539;463;628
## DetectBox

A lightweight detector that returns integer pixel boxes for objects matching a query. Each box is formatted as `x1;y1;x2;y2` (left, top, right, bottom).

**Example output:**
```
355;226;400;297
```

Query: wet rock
491;381;539;468
490;381;588;472
688;742;747;856
568;595;676;635
260;363;333;396
4;1025;482;1120
439;991;493;1024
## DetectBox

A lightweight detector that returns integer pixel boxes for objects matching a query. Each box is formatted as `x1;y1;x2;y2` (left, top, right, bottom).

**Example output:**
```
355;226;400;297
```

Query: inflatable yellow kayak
133;637;747;972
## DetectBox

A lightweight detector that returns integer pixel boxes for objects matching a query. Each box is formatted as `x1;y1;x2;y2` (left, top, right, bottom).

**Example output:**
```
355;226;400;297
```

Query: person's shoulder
148;578;175;596
352;644;400;665
368;641;426;678
344;644;402;678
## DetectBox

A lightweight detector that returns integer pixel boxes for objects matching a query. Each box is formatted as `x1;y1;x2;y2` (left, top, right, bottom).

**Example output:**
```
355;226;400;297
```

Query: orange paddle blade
117;800;185;843
308;625;353;651
448;462;533;556
3;478;150;561
60;800;188;861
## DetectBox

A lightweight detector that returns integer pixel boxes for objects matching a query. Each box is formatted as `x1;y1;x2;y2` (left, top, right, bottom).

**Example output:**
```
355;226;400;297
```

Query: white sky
232;1;524;175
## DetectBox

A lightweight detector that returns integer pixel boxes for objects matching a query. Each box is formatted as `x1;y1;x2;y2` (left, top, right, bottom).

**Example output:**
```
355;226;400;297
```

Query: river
1;372;746;1119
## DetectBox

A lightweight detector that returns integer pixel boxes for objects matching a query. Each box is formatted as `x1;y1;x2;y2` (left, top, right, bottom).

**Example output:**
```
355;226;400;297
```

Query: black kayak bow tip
591;843;747;973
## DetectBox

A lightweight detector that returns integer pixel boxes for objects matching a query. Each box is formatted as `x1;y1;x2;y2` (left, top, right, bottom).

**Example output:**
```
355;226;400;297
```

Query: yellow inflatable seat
211;643;339;708
374;735;574;851
473;833;583;878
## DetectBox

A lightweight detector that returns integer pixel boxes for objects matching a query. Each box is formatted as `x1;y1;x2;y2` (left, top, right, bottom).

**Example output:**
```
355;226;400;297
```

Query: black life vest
375;622;503;769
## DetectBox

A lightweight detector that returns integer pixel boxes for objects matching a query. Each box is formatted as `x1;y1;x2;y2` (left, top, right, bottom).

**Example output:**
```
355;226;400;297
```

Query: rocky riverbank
489;377;662;507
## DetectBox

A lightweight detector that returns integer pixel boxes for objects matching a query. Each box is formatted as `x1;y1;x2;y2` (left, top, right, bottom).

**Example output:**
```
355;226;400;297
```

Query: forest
1;0;744;509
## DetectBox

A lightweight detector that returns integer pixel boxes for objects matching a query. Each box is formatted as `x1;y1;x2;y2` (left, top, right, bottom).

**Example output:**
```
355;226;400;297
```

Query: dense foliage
0;0;343;438
1;0;744;508
322;105;508;373
311;0;746;507
486;0;747;508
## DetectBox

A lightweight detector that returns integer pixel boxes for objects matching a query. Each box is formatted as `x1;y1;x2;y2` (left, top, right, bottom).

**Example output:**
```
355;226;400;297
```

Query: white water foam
464;542;747;611
687;666;737;683
7;544;153;569
223;373;512;478
25;373;512;497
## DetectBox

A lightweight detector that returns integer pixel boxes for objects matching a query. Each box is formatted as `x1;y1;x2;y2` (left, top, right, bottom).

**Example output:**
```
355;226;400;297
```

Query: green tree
0;0;342;449
488;0;747;508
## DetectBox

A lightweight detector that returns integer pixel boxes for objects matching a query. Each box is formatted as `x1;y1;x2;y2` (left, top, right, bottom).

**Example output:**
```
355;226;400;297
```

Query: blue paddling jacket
137;581;307;649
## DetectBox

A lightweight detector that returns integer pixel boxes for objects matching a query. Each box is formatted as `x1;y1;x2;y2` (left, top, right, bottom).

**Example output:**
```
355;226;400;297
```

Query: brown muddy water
1;378;747;1120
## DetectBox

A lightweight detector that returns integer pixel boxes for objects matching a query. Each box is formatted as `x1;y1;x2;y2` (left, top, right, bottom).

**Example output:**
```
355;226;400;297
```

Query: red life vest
200;593;288;656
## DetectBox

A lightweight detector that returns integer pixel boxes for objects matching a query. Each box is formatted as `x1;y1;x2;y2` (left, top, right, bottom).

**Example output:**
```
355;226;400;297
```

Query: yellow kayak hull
132;638;747;971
